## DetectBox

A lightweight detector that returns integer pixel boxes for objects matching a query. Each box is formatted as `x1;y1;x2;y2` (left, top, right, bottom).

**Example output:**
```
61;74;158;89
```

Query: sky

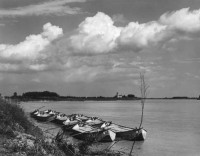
0;0;200;97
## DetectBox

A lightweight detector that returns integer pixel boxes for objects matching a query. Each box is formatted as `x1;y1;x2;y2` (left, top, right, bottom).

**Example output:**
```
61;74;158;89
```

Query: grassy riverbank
0;98;65;156
0;99;123;156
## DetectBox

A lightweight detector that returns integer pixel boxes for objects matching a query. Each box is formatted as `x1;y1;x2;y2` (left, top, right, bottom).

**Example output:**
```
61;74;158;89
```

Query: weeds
0;99;43;138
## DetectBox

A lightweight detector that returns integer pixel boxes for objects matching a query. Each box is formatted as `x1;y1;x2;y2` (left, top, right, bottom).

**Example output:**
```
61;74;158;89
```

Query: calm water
21;100;200;156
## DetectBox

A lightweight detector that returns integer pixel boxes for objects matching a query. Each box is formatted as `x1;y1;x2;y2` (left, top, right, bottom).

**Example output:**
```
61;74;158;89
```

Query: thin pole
129;141;136;156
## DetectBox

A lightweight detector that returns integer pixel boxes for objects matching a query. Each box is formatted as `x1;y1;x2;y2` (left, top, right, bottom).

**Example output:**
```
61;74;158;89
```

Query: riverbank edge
0;99;123;156
0;98;67;156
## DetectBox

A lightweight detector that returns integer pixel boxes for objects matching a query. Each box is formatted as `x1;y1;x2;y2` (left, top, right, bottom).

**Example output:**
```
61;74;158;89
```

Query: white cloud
118;21;167;51
42;23;63;41
0;23;63;72
70;12;166;53
69;12;167;53
0;0;86;18
70;12;167;53
2;8;200;74
70;8;200;54
160;8;200;33
0;23;63;60
70;12;121;54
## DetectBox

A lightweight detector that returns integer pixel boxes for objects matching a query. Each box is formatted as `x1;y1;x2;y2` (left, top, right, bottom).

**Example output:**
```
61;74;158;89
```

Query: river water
21;99;200;156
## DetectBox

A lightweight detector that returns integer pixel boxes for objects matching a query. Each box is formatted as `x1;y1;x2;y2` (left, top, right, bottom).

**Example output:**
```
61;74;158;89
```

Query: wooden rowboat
71;123;116;142
32;109;57;122
102;122;147;141
34;113;56;122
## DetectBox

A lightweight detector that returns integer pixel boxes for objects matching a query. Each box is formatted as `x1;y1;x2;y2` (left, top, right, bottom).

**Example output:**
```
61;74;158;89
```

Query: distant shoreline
7;97;200;102
4;91;200;102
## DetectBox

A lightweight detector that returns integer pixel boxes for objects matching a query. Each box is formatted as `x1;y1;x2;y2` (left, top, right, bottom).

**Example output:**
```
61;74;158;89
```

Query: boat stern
137;128;147;141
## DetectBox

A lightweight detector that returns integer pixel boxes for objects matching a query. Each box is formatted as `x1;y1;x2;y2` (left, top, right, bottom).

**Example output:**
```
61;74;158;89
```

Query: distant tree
13;92;17;97
127;94;135;98
113;92;118;98
22;91;59;98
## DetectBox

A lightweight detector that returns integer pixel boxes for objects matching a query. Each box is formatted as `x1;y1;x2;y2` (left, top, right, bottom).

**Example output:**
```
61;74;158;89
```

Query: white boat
71;123;116;142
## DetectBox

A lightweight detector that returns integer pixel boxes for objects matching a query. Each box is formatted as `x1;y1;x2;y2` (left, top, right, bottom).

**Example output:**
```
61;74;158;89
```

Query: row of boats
30;109;147;142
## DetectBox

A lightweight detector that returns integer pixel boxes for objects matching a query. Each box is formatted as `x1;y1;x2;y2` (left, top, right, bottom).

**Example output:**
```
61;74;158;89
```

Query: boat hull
71;130;115;142
30;110;39;118
34;114;55;122
51;118;67;125
116;128;147;141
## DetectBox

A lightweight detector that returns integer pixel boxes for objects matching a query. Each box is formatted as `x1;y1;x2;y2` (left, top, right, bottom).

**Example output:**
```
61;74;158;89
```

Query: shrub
0;99;43;138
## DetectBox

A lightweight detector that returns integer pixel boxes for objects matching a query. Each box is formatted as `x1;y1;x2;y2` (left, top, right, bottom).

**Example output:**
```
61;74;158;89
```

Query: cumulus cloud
69;12;167;53
2;7;200;73
70;12;121;54
0;23;63;72
0;23;63;60
118;21;167;51
160;8;200;33
0;0;86;18
70;8;200;54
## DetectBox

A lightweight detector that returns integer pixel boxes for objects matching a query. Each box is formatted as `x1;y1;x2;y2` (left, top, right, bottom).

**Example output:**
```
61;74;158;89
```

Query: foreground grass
0;98;65;156
0;99;123;156
0;99;42;137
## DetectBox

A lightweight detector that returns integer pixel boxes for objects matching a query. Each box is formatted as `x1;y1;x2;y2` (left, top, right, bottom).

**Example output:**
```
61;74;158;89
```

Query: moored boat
84;117;104;126
34;113;55;122
33;109;57;122
102;122;147;141
62;117;80;130
74;114;90;121
71;123;116;142
30;109;39;118
30;108;147;142
52;113;70;125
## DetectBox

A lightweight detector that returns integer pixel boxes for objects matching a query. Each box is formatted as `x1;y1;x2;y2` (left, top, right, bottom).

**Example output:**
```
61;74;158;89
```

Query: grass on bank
0;99;42;138
0;99;66;156
0;99;123;156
